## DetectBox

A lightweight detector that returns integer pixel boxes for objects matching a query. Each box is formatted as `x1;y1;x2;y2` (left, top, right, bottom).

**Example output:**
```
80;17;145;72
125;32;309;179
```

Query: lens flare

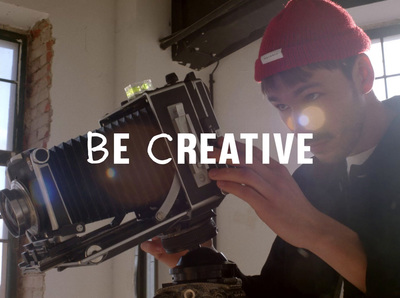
286;116;295;131
298;115;309;127
298;106;325;131
106;168;116;178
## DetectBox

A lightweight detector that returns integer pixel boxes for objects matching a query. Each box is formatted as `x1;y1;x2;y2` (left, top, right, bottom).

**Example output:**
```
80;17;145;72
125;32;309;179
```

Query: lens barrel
0;181;38;237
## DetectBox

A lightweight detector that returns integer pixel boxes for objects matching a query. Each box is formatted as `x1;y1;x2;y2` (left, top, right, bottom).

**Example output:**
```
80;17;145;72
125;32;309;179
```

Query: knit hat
254;0;371;82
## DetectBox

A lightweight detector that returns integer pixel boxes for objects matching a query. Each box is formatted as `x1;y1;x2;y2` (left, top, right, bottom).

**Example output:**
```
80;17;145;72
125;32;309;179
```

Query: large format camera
0;73;226;273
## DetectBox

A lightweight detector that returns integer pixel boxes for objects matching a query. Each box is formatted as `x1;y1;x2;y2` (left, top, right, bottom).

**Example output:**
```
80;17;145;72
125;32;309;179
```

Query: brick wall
24;19;54;150
15;18;54;298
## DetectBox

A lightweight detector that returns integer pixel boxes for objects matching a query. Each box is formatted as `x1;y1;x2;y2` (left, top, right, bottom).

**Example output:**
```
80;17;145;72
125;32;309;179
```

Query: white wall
1;0;399;297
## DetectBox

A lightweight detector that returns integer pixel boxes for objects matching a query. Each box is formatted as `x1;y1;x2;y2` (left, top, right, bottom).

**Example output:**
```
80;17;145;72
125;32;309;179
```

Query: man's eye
276;104;289;111
307;93;320;101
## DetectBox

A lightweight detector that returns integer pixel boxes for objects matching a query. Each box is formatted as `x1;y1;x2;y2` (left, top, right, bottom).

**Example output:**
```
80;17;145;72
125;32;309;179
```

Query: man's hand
208;138;323;249
208;138;367;292
140;238;214;269
140;237;187;268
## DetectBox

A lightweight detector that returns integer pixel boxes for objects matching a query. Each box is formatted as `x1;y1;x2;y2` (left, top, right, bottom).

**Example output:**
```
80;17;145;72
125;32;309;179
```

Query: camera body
0;73;225;272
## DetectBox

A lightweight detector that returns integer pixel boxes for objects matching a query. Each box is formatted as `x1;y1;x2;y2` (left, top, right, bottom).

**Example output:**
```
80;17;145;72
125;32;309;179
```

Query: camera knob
85;245;105;264
32;148;50;164
165;73;179;85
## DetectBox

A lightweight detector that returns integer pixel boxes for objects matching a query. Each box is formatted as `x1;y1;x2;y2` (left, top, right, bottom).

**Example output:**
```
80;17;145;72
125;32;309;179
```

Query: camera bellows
49;108;176;225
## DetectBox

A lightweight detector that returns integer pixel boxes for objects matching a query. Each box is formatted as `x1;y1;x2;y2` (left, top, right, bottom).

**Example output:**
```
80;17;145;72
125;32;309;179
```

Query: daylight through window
367;25;400;101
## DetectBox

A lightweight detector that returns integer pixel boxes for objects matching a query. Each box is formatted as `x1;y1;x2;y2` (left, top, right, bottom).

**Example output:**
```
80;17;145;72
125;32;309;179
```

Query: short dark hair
261;55;359;95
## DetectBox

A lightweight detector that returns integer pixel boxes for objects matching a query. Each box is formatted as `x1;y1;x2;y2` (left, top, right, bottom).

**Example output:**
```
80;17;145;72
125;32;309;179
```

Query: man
142;0;400;296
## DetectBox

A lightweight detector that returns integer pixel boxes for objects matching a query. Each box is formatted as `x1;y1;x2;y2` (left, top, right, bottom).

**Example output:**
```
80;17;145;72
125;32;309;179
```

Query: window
366;24;400;101
0;29;27;298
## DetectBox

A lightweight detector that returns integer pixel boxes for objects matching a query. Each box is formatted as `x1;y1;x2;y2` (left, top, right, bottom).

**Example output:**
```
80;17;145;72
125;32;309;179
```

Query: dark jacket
239;97;400;297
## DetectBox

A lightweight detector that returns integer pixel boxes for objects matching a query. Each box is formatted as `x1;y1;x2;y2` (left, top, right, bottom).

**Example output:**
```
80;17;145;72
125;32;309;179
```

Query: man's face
265;67;366;164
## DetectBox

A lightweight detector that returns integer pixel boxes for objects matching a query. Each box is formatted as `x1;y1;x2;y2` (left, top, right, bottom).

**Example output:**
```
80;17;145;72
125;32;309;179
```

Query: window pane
0;31;24;298
0;166;5;285
0;82;16;151
0;243;2;286
373;78;386;101
367;39;384;78
0;39;18;81
0;219;3;239
387;75;400;98
383;34;400;76
0;166;5;188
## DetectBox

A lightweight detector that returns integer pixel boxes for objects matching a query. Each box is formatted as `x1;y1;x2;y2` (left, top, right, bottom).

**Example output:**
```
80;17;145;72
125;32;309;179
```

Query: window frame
0;28;27;298
0;28;27;154
366;24;400;100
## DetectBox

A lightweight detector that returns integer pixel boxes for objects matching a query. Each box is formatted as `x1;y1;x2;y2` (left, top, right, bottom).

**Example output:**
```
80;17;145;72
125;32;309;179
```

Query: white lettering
200;133;216;164
148;133;172;165
297;133;313;164
87;132;313;166
274;133;294;164
262;133;270;164
240;133;258;164
219;133;239;164
114;133;129;164
87;131;109;164
177;133;197;164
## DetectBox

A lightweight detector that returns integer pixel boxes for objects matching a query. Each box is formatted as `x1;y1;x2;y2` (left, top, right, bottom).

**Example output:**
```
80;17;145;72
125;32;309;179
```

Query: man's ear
352;53;375;95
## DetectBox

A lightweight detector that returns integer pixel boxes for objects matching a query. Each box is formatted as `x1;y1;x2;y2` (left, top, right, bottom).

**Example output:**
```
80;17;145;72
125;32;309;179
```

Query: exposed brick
30;43;46;61
19;18;53;297
37;19;50;31
30;76;50;96
40;26;51;43
39;55;47;69
46;74;52;85
36;125;50;141
30;289;45;298
41;139;48;149
46;50;53;63
37;99;50;113
28;113;51;132
31;37;43;51
27;132;40;148
29;137;50;150
24;112;32;125
22;273;45;289
30;64;48;85
30;88;49;107
46;39;54;51
28;57;42;75
44;102;51;113
30;28;41;39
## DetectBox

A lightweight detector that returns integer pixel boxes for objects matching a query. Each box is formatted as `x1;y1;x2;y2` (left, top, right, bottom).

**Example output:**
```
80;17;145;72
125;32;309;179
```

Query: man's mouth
305;136;331;153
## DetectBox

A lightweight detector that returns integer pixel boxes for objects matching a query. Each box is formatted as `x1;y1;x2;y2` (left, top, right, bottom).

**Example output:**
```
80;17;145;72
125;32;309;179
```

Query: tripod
154;247;247;298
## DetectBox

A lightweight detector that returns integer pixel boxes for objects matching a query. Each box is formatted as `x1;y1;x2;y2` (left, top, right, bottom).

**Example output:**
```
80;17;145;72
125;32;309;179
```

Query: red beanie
254;0;371;82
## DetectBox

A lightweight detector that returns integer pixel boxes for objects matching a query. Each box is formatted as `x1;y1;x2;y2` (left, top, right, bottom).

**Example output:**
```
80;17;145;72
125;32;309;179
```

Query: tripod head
155;247;247;298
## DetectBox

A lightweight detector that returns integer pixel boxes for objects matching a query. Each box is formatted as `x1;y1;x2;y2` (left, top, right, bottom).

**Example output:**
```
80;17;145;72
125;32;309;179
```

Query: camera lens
0;181;38;237
3;196;18;228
